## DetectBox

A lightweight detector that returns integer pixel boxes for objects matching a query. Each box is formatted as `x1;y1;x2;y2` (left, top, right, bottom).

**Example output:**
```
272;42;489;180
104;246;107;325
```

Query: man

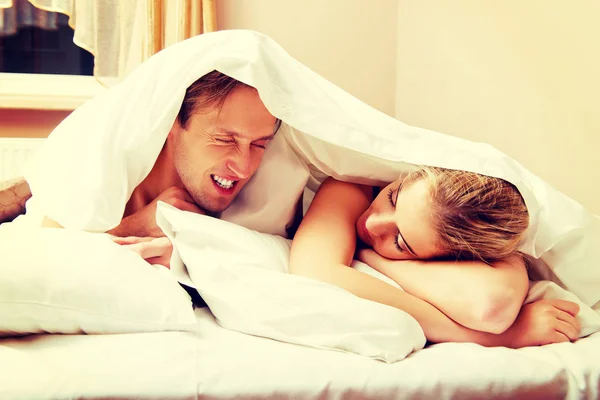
39;71;281;238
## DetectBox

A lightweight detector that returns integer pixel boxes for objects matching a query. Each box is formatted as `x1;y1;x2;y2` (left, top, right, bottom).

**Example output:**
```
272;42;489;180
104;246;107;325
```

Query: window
0;0;209;110
0;1;105;110
0;11;94;76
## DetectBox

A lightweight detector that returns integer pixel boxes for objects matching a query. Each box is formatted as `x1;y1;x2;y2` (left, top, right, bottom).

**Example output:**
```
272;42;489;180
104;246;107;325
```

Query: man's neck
146;138;183;195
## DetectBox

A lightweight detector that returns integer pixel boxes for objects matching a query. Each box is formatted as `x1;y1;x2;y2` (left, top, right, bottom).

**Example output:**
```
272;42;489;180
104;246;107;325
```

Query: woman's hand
503;299;581;348
112;236;173;269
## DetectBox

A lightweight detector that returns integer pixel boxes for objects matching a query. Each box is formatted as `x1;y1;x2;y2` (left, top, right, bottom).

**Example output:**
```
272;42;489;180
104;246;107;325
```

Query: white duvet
22;30;599;310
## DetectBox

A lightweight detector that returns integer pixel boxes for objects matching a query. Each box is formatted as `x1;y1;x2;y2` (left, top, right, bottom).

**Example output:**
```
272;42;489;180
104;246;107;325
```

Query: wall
0;109;71;138
395;0;600;214
217;0;398;116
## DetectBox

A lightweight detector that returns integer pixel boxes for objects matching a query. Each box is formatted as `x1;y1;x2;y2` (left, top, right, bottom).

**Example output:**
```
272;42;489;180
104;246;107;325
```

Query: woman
289;166;581;348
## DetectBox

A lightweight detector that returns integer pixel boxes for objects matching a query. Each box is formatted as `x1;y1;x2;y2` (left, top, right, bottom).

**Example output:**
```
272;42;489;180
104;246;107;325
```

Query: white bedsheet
2;308;599;400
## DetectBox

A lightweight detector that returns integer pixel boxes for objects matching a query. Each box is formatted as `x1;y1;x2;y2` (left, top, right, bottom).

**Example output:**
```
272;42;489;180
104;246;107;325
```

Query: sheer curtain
0;0;217;81
0;0;67;37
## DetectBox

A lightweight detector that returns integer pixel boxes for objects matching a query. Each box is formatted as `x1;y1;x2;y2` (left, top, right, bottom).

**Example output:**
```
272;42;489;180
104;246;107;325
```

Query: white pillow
0;227;197;336
156;202;426;363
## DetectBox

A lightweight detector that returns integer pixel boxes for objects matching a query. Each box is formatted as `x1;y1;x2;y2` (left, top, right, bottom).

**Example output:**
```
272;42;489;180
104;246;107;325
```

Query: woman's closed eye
387;187;396;208
393;237;404;252
387;184;401;208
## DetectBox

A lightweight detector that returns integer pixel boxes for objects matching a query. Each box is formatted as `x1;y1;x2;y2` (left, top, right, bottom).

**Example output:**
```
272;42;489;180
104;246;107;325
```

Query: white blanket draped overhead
24;30;600;309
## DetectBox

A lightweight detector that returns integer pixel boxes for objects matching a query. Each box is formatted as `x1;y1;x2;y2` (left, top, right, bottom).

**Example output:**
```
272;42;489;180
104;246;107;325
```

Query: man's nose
226;146;253;179
365;213;395;238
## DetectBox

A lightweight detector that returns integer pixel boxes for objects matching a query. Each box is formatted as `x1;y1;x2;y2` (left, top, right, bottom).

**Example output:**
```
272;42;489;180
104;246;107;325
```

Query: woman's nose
365;213;395;238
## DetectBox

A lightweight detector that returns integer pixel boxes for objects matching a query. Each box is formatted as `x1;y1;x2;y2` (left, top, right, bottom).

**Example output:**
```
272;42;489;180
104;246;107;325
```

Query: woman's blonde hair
404;166;529;263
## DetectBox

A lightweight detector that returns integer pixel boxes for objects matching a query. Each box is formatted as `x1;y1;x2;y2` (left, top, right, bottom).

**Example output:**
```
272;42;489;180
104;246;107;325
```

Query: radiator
0;138;45;182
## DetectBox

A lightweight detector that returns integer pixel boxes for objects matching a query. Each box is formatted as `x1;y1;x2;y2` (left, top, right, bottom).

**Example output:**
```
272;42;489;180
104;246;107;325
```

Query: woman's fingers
555;320;580;341
552;308;581;340
551;330;571;344
554;308;582;333
549;299;580;317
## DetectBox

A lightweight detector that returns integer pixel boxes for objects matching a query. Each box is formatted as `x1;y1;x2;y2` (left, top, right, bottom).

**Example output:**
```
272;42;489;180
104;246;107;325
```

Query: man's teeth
212;175;235;189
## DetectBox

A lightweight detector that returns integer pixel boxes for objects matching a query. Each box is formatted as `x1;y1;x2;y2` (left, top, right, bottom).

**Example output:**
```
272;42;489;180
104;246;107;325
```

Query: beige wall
0;109;71;138
217;0;398;116
395;0;600;214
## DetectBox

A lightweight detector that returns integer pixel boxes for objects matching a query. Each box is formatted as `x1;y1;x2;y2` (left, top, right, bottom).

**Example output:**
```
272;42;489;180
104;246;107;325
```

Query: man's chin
190;185;241;214
202;198;235;215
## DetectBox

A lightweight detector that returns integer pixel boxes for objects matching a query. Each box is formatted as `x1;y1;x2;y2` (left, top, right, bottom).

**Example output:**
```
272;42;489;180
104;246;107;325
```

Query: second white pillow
0;227;197;336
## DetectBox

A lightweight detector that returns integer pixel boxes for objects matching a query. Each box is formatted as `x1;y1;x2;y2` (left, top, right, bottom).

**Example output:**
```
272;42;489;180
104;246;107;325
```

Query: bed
1;307;599;400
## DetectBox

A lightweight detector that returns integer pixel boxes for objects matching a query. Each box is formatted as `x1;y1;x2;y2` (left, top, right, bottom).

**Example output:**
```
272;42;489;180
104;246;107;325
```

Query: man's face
169;85;278;213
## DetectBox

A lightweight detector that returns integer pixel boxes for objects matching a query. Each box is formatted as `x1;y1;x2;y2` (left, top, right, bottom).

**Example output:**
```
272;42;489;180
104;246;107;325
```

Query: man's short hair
177;70;248;128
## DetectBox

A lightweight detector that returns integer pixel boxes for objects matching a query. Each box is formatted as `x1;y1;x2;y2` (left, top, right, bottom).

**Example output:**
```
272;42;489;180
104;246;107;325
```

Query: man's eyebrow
219;130;276;142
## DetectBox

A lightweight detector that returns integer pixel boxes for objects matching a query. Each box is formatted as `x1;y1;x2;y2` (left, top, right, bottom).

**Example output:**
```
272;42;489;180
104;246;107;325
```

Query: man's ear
168;118;182;139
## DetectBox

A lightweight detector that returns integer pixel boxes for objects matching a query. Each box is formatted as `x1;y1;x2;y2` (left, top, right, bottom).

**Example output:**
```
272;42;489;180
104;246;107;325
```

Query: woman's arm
289;177;371;276
292;261;579;347
359;250;529;334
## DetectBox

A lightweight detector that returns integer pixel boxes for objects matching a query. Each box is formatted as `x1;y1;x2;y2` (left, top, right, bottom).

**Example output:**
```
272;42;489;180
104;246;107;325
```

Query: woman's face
355;178;446;260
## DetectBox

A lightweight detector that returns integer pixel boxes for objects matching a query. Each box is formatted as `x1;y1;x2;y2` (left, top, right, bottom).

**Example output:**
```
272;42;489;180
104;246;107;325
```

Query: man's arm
38;186;204;236
0;178;32;224
359;250;529;334
107;186;206;237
